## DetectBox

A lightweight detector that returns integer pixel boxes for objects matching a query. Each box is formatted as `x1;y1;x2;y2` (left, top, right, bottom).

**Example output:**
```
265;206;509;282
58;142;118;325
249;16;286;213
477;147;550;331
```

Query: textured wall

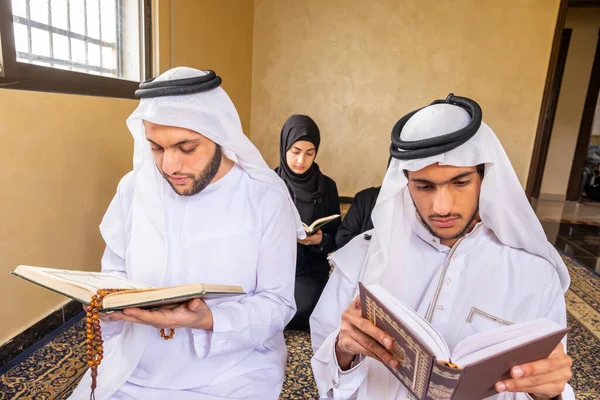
251;0;560;196
0;90;135;344
541;8;600;197
171;0;254;133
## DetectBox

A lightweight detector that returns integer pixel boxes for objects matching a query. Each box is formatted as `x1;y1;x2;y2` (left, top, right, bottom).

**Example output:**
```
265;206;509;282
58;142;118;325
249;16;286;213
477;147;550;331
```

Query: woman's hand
298;229;323;246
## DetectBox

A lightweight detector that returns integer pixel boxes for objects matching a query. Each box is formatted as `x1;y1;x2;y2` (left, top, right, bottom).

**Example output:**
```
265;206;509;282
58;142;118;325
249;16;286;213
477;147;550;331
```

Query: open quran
302;214;340;235
359;283;569;400
12;265;244;311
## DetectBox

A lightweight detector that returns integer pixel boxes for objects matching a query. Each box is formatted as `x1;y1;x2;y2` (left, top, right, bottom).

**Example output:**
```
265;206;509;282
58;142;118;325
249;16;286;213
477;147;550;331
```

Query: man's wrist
335;337;356;371
191;309;214;331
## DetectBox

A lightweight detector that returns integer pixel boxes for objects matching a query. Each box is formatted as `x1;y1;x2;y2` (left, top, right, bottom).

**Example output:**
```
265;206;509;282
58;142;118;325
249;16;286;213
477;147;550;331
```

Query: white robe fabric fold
310;224;575;400
70;165;297;400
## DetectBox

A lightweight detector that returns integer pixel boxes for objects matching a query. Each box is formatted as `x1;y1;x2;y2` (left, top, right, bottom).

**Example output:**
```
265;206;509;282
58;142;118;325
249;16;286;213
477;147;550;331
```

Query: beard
414;199;480;242
164;144;223;196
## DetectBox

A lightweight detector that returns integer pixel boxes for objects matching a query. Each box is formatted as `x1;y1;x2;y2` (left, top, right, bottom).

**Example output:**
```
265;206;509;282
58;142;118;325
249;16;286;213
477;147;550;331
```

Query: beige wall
168;0;254;132
0;90;135;344
541;7;600;197
251;0;560;196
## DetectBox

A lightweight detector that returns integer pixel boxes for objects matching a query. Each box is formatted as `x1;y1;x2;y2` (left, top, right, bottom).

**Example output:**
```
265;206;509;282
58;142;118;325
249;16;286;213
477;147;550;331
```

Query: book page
44;270;153;292
452;318;563;366
309;214;340;231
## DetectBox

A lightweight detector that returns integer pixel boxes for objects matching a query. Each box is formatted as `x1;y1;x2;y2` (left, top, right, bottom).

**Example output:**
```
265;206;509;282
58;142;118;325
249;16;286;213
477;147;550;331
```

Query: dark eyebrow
147;138;161;147
146;138;201;147
174;138;201;146
291;145;316;152
410;171;474;186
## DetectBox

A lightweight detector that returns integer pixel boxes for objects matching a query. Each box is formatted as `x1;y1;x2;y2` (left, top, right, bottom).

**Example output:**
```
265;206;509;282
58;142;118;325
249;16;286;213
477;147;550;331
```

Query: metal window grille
13;0;122;76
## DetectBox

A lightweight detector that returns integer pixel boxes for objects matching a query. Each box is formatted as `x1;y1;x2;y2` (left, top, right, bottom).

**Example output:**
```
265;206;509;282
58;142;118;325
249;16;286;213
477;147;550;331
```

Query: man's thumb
189;299;201;312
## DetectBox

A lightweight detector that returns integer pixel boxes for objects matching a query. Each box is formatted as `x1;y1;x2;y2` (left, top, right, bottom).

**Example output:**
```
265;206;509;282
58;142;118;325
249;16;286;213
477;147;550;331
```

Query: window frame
0;0;152;99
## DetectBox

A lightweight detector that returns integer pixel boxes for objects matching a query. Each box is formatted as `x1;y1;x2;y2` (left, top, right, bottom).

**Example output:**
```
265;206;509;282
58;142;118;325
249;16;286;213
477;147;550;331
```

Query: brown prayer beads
160;328;175;340
86;289;128;400
86;289;176;399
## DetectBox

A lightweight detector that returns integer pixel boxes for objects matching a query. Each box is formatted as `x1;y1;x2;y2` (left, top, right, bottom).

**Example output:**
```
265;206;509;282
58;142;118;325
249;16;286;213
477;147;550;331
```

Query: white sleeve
191;193;297;358
101;246;127;279
310;265;369;399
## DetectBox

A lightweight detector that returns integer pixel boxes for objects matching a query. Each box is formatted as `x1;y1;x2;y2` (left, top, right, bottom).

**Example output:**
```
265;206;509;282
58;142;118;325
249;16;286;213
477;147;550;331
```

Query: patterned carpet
1;255;598;400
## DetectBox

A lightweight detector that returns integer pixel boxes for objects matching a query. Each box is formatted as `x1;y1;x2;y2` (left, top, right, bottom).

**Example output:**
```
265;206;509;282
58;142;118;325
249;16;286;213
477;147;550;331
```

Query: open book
359;283;569;400
12;265;245;311
302;214;340;235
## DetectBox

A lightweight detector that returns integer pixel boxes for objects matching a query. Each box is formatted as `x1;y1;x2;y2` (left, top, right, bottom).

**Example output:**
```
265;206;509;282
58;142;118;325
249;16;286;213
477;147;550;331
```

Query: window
0;0;152;98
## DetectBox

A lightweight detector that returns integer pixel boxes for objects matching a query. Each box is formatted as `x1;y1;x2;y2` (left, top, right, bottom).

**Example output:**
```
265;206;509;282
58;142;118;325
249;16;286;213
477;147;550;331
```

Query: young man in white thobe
69;67;305;400
310;95;575;400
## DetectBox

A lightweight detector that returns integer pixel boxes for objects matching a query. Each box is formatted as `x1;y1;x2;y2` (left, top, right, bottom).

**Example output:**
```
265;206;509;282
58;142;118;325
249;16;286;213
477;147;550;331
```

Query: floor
533;199;600;275
533;198;600;226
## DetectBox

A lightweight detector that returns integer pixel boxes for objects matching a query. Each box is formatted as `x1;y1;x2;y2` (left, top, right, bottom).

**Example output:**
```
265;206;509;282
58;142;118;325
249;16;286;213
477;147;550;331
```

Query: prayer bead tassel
86;289;176;399
86;289;128;400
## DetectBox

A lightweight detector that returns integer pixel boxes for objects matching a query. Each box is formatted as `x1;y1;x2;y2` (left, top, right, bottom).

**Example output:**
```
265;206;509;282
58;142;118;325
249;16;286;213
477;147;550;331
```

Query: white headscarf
361;103;570;292
100;67;305;287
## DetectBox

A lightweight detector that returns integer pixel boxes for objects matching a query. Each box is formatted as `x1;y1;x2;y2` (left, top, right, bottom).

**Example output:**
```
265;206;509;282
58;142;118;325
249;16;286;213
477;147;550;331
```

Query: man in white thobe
69;67;305;400
310;95;575;400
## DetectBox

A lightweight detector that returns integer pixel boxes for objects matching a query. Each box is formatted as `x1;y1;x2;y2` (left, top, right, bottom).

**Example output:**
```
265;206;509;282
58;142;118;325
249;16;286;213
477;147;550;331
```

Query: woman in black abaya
275;115;340;331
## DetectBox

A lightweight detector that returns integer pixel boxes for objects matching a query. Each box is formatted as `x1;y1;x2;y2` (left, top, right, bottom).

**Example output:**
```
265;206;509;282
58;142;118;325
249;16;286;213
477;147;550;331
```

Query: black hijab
276;115;325;220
